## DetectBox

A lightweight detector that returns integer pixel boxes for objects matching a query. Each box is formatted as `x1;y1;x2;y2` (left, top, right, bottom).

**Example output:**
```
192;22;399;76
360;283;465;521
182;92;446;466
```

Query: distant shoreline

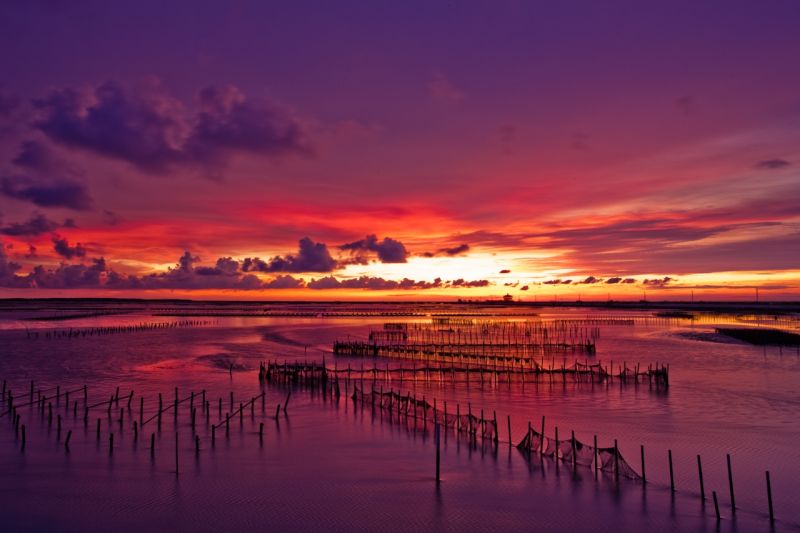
0;297;798;314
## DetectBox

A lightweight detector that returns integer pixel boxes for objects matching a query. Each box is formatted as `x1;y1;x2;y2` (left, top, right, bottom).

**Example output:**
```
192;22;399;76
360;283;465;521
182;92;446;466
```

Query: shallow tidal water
0;302;798;532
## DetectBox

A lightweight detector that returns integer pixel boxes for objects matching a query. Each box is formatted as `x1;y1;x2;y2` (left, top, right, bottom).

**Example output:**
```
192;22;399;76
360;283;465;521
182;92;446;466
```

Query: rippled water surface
0;302;798;531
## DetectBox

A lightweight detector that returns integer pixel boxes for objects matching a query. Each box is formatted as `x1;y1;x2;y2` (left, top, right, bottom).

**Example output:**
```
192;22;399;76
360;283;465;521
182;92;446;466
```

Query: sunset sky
1;1;799;300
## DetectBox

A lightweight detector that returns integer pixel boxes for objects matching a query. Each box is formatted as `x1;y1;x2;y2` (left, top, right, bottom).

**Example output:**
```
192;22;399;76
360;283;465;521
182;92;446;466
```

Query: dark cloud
137;252;252;290
195;256;240;276
306;275;342;290
28;258;106;289
244;237;337;273
0;243;498;292
0;242;105;289
579;276;601;284
340;234;408;263
623;278;636;284
1;175;93;210
755;159;790;170
520;285;529;291
12;140;58;171
241;257;268;272
1;213;60;236
0;244;28;288
52;235;87;259
642;276;673;288
499;269;511;274
450;278;490;288
421;243;470;257
34;83;186;172
543;279;572;285
307;275;488;290
34;82;310;173
605;277;622;284
186;86;311;164
263;275;304;289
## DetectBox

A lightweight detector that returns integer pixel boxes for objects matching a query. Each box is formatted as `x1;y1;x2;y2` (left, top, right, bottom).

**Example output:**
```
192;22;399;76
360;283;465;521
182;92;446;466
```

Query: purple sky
1;1;799;298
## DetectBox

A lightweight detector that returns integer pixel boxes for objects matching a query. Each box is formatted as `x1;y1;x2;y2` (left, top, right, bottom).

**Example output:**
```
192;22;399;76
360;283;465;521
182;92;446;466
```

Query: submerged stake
697;455;705;501
766;470;774;523
668;450;675;492
727;454;736;513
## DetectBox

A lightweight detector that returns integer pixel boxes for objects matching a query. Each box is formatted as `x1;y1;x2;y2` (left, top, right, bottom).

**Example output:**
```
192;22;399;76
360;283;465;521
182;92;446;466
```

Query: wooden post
133;421;138;441
21;424;26;450
593;435;598;471
540;416;545;456
139;396;144;426
571;430;577;468
175;432;179;475
614;439;619;479
766;471;774;523
727;454;735;513
668;450;675;492
435;422;441;484
275;404;280;419
65;430;72;450
712;491;721;521
507;415;512;445
555;427;559;460
640;445;646;483
96;418;101;441
195;435;200;454
697;455;705;501
259;422;264;438
150;433;155;457
109;432;114;454
211;425;216;446
284;392;291;413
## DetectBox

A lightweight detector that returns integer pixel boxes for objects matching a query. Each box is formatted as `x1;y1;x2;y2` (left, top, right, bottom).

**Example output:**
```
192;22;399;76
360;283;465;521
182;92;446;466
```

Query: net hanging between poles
516;426;641;480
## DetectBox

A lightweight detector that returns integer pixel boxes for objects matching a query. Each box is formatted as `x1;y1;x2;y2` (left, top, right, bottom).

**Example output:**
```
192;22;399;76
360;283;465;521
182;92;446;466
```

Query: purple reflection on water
0;303;797;531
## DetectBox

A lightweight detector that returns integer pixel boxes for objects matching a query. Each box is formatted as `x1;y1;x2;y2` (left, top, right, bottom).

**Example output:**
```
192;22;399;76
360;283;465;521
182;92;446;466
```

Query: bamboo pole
697;455;705;501
668;450;675;492
727;454;736;513
766;470;774;523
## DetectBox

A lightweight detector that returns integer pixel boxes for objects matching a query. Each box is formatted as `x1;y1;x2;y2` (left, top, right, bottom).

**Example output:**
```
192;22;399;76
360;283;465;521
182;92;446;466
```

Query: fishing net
597;447;642;480
516;427;641;480
351;386;498;443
